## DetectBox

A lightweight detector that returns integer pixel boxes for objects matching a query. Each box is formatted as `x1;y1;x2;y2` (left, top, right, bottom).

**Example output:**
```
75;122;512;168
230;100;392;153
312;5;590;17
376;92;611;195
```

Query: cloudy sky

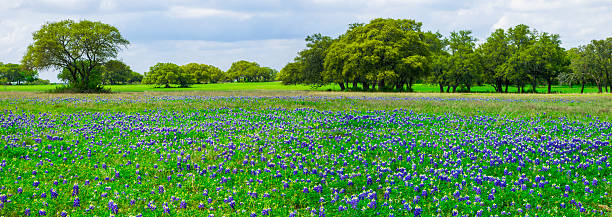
0;0;610;82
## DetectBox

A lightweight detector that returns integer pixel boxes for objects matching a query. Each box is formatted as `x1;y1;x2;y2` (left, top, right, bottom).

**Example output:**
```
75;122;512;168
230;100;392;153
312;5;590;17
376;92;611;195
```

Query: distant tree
428;54;450;92
504;24;536;93
207;65;226;83
323;18;431;91
181;63;210;84
589;38;611;92
424;32;450;93
322;42;348;90
565;47;592;93
478;29;511;93
295;34;334;86
227;60;275;82
28;78;51;85
528;33;569;93
0;63;38;85
21;20;129;92
101;60;134;85
142;63;194;88
128;71;143;84
447;30;480;92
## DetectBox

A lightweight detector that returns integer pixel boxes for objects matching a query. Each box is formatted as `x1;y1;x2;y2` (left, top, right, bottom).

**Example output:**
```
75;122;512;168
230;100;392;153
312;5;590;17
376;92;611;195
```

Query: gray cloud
0;0;610;82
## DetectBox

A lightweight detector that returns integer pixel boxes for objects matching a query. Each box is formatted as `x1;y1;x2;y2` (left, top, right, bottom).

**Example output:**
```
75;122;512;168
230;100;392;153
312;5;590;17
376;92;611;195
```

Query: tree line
14;19;611;93
0;62;50;85
278;18;612;93
142;60;277;88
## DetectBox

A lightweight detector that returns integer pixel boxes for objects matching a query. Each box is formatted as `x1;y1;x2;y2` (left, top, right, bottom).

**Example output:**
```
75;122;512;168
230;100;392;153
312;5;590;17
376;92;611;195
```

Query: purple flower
73;197;80;207
38;209;46;216
72;184;79;196
414;205;422;216
180;200;187;209
50;188;58;199
163;202;170;214
108;200;118;214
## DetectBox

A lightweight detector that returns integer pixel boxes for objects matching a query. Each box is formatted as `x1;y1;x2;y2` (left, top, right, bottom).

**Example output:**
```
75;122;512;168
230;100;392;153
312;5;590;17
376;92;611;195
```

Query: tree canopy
0;63;39;85
22;19;129;92
142;63;194;88
101;60;142;85
227;60;276;82
277;20;606;94
181;63;227;84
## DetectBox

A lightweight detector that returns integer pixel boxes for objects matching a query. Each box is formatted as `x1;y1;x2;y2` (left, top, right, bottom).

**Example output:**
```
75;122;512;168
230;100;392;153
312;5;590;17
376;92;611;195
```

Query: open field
0;91;610;216
0;82;606;94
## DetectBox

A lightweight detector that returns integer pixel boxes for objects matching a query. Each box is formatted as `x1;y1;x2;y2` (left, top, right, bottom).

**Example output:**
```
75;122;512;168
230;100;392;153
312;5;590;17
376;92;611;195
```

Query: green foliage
561;38;611;93
128;71;144;84
293;34;334;86
477;29;510;93
57;60;104;92
142;63;194;88
181;63;227;84
101;60;140;85
323;18;431;91
21;19;129;92
227;60;276;82
446;30;480;92
0;62;39;85
277;62;303;85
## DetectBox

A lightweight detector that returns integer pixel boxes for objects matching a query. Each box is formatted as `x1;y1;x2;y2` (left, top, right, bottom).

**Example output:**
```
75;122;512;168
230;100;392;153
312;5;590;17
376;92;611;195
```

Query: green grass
0;82;606;94
2;91;611;120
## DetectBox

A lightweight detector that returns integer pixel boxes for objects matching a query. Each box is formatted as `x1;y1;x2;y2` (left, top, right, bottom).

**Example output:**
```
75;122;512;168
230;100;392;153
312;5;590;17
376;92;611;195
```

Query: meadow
0;91;610;217
0;82;606;94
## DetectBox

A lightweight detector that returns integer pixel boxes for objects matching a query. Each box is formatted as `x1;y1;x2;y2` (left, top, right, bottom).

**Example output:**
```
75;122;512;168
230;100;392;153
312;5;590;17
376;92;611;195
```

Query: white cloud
167;6;253;20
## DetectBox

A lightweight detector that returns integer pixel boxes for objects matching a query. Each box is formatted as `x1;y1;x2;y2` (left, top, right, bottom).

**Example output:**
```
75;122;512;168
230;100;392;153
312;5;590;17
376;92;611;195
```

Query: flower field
0;95;610;216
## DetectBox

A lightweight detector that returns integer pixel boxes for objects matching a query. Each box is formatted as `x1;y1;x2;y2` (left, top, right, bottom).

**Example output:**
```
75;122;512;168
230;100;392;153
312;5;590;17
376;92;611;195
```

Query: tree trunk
452;85;457;93
363;82;369;91
407;77;413;92
496;81;502;93
439;83;444;93
378;80;385;91
547;79;552;94
605;70;611;93
581;81;585;94
396;82;403;92
597;83;603;93
446;85;450;93
353;79;358;89
338;82;345;91
504;79;509;93
466;85;471;92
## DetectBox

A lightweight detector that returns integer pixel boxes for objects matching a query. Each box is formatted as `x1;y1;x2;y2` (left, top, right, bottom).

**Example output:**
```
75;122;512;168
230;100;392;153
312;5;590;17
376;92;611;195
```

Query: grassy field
0;82;606;94
2;91;612;120
0;91;610;216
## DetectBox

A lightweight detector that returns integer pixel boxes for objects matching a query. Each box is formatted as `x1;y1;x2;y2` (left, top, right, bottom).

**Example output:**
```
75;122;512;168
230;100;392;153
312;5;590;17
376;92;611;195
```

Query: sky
0;0;610;82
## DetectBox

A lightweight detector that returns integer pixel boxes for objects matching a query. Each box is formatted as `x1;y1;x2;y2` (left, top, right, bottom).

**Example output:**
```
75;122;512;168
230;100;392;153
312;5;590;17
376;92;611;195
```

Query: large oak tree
22;20;129;92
